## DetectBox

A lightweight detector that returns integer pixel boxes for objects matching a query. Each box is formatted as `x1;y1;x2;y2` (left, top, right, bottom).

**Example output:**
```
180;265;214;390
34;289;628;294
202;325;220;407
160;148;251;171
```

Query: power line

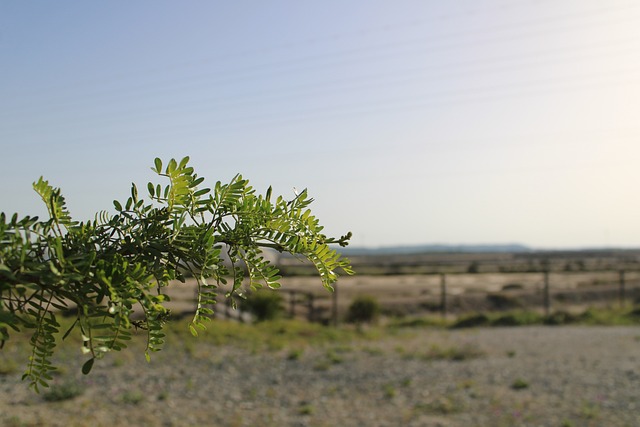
3;69;638;144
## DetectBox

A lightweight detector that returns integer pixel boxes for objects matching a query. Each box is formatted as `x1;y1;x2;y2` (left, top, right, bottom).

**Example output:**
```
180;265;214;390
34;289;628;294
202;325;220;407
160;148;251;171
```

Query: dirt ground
1;325;639;426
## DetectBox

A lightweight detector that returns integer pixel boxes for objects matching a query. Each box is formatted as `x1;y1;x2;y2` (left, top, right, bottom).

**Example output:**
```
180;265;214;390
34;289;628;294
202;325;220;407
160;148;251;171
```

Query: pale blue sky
2;1;640;249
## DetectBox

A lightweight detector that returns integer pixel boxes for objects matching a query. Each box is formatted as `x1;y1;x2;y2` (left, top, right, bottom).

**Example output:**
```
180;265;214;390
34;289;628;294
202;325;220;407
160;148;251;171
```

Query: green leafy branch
0;156;353;390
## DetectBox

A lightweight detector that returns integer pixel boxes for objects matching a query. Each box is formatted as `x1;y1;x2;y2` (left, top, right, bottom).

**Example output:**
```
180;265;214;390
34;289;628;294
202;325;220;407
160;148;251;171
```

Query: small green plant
298;402;315;415
120;389;144;405
423;343;484;361
313;348;345;371
242;289;284;322
383;383;396;399
346;295;381;324
544;311;578;325
325;349;344;364
286;348;303;361
389;316;447;328
492;311;542;326
511;378;529;390
42;380;84;402
451;313;491;328
579;401;600;420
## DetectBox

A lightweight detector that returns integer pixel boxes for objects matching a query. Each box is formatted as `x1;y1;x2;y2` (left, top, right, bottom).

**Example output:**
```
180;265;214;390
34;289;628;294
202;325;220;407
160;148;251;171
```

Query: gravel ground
1;326;639;427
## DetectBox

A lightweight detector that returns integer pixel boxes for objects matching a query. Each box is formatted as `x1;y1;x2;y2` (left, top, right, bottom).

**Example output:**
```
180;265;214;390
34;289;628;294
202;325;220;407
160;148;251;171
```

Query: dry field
164;270;640;322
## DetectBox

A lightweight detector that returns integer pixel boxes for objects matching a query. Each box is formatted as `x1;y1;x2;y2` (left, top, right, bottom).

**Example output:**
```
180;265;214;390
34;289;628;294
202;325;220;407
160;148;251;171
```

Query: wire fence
171;268;640;324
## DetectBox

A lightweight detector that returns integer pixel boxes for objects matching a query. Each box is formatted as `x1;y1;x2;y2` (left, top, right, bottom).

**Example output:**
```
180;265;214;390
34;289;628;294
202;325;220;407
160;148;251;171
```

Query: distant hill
339;243;532;255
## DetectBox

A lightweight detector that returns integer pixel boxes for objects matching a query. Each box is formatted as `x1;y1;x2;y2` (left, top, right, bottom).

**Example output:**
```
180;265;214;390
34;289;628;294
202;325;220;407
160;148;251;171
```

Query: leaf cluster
0;157;352;390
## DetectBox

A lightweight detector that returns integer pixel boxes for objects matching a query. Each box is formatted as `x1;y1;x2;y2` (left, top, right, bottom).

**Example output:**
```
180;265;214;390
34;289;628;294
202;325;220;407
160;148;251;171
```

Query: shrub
42;381;84;402
467;261;480;273
423;343;484;361
511;378;529;390
451;313;490;328
544;311;578;325
346;295;381;324
242;290;284;322
491;311;542;326
486;293;523;310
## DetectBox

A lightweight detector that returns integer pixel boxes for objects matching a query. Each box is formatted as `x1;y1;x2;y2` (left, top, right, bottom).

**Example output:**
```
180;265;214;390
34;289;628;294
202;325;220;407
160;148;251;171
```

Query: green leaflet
0;156;353;390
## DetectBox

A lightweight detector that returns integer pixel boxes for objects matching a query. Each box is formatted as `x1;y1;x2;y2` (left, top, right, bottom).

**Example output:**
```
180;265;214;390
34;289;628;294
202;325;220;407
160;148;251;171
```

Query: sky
2;1;640;249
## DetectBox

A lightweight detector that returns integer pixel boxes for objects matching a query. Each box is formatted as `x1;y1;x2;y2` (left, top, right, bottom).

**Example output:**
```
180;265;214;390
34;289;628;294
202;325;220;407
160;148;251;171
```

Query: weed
241;290;284;322
325;349;344;365
42;380;84;402
511;378;529;390
286;349;303;361
346;295;381;324
492;311;542;327
506;350;516;358
452;313;491;328
298;402;315;415
383;384;396;399
544;311;578;325
389;316;447;328
423;343;484;361
452;307;640;329
120;390;144;405
580;401;600;420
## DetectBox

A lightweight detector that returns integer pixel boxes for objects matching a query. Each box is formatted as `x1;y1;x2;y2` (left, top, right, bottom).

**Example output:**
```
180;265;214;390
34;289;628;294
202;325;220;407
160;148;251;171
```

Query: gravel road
1;326;639;426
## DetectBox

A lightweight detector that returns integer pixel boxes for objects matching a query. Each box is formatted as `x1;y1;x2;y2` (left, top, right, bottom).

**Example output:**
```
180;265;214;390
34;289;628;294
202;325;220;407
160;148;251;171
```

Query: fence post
619;270;626;308
440;273;447;318
543;269;550;316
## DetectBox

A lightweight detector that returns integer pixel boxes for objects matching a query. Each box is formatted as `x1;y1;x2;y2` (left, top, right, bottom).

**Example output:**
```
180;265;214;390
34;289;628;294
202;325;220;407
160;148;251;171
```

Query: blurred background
2;0;640;249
